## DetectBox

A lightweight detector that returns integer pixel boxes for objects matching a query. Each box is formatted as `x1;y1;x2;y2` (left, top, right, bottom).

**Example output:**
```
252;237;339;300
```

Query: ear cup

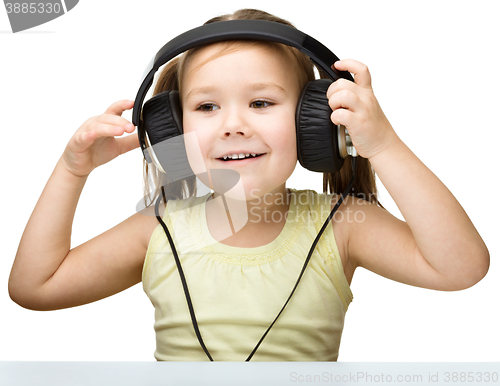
142;90;183;144
296;79;345;173
142;90;194;179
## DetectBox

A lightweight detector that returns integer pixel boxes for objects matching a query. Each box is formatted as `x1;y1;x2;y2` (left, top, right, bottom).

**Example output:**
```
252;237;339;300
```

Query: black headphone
133;19;359;361
132;19;356;177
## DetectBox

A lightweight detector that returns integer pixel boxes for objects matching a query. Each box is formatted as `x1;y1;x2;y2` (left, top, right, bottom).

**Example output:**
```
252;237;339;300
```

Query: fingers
63;99;138;176
326;61;372;128
100;100;136;139
330;108;355;128
99;113;136;132
84;100;136;140
72;114;136;153
104;99;135;116
327;81;362;112
88;120;134;140
328;85;372;129
333;59;372;89
117;132;140;154
327;78;356;99
72;129;98;152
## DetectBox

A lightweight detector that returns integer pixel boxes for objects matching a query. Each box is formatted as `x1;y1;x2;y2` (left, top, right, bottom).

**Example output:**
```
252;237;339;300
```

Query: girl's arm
328;60;489;291
9;100;156;310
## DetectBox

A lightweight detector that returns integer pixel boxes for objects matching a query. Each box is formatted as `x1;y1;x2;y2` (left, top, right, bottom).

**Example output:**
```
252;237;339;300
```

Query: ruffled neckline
192;188;304;266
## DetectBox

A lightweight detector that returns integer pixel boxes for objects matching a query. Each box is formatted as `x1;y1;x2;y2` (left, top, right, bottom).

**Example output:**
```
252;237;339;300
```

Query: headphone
132;19;356;177
133;19;358;362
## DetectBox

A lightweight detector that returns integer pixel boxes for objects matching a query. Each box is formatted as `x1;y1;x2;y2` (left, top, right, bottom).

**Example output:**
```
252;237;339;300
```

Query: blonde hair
141;8;382;208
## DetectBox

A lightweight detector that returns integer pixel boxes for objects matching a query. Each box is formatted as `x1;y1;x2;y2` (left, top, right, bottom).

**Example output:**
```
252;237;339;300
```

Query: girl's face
181;43;301;201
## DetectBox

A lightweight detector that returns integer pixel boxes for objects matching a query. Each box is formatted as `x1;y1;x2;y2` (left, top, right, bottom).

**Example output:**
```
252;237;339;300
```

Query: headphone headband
132;19;353;127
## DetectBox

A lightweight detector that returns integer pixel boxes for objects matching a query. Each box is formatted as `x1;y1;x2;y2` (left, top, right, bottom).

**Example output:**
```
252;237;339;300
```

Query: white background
1;0;499;362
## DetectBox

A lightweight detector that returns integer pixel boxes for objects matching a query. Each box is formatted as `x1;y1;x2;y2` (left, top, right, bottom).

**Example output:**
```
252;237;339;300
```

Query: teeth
221;153;261;160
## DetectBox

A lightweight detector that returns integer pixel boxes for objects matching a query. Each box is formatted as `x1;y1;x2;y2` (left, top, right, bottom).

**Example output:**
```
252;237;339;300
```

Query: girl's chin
212;189;255;202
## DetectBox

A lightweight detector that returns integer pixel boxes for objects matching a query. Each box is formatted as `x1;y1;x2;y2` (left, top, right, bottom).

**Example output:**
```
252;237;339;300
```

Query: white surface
1;362;499;386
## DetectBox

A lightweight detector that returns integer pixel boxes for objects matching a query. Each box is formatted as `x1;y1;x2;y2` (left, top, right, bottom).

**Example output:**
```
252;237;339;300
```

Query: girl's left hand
327;59;399;160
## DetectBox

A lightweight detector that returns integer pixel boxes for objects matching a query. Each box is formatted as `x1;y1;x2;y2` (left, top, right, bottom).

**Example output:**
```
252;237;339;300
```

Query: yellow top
142;188;353;361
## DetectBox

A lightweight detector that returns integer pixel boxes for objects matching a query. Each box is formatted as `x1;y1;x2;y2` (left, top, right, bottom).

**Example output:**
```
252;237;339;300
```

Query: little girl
9;9;489;361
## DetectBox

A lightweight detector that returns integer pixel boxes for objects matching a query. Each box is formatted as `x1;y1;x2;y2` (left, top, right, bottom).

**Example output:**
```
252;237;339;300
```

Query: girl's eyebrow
186;86;219;101
248;82;286;93
185;83;286;101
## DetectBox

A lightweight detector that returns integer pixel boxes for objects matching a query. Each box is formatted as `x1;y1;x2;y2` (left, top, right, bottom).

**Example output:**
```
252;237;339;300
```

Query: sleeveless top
142;188;353;361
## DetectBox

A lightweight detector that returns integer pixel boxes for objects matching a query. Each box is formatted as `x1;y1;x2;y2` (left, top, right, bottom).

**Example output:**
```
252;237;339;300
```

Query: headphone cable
154;155;357;361
155;196;214;361
245;155;357;360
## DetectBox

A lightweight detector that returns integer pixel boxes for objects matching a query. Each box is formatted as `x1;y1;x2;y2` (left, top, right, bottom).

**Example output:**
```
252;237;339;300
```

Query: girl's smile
216;152;266;165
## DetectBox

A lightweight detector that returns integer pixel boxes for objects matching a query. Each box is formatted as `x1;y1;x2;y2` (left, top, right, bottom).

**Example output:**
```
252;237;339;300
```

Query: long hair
141;8;382;208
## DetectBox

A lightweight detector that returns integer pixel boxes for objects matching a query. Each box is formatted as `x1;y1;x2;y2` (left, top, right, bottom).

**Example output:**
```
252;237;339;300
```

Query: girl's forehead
179;41;303;100
181;41;292;82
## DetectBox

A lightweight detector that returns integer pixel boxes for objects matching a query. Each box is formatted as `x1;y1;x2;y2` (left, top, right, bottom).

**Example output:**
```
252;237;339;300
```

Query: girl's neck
206;185;291;247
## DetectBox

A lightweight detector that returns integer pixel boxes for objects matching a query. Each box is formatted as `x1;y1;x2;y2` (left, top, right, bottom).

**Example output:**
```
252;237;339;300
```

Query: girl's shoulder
289;188;333;202
288;188;356;286
289;188;339;216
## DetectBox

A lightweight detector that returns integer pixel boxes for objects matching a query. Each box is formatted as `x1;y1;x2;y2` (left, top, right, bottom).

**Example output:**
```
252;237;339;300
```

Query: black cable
154;197;214;361
245;166;356;361
154;155;357;361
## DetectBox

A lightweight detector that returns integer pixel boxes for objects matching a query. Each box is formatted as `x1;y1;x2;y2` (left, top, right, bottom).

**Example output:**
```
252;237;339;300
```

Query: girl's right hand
60;100;139;177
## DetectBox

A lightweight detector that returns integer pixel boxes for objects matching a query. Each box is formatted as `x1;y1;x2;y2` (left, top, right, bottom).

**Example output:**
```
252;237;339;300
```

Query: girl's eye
251;100;273;109
197;103;220;112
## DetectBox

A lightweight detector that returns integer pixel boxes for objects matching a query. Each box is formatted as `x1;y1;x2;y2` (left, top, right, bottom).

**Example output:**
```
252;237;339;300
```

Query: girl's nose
221;108;249;137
